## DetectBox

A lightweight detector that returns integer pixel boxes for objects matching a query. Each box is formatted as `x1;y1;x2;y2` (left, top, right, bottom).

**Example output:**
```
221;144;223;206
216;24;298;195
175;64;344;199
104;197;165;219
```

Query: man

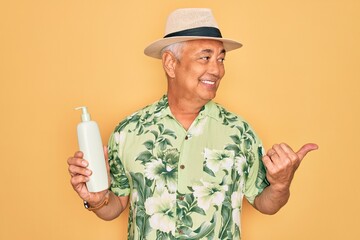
68;8;318;239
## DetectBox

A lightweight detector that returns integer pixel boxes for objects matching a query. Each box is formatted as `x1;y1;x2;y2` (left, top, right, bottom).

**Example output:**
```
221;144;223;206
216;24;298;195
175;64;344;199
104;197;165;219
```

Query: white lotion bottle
75;106;109;192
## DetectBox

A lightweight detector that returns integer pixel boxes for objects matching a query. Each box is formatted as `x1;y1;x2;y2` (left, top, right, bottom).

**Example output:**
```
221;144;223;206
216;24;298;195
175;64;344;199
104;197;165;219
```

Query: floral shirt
108;95;269;240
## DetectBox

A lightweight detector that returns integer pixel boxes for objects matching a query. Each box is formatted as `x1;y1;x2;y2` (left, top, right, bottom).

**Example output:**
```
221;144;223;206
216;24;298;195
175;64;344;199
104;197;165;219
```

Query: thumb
103;145;109;160
103;145;111;186
103;146;109;171
296;143;319;160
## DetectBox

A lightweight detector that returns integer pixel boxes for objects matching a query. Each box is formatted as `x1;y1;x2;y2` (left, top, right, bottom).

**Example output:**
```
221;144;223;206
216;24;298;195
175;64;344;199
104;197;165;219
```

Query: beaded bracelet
83;190;110;211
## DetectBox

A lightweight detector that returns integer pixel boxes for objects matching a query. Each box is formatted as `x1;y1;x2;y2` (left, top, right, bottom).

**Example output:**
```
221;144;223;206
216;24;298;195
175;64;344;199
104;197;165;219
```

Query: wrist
268;184;290;202
269;182;290;193
84;190;110;211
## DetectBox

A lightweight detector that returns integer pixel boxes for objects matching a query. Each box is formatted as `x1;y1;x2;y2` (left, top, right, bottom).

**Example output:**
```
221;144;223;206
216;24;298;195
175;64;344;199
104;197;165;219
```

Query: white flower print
190;117;207;136
114;131;126;144
114;131;126;156
144;159;177;192
144;159;163;178
231;191;242;226
114;132;120;144
192;179;229;211
144;190;176;233
131;189;138;203
204;148;234;173
234;155;247;176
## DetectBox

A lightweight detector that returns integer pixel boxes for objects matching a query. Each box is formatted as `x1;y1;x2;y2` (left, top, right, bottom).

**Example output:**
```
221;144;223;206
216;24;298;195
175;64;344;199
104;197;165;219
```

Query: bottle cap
75;106;91;122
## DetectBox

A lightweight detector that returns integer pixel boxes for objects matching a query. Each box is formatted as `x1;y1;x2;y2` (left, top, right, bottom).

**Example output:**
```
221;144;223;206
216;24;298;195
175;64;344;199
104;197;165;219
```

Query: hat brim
144;36;242;59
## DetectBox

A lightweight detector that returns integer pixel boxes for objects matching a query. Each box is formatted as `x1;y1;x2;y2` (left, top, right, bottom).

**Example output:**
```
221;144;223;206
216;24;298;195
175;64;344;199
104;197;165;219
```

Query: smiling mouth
201;80;216;85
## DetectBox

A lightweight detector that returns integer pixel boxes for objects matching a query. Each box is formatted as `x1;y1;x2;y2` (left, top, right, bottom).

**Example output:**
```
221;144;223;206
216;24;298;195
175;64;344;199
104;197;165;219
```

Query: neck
167;94;207;130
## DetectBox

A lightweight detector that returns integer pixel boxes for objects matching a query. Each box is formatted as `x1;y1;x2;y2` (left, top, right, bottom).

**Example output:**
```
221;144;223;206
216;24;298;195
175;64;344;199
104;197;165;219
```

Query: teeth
201;80;215;85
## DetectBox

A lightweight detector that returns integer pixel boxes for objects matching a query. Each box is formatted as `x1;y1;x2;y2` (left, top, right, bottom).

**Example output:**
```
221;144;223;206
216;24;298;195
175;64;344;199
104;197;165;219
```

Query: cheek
185;64;204;76
220;65;225;76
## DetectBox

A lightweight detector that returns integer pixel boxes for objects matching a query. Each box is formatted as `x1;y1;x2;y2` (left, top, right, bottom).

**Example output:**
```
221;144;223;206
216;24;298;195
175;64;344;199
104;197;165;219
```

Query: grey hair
160;41;186;60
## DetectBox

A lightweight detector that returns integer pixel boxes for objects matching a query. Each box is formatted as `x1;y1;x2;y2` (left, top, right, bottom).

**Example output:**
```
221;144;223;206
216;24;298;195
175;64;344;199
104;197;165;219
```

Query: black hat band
164;27;222;38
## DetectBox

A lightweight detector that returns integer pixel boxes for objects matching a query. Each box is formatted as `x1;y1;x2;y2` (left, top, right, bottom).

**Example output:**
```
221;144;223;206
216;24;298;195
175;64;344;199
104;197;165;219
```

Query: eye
200;56;210;61
218;58;225;63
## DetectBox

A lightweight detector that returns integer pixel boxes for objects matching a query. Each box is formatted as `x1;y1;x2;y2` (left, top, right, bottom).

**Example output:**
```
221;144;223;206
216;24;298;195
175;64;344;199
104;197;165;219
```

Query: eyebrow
200;48;226;55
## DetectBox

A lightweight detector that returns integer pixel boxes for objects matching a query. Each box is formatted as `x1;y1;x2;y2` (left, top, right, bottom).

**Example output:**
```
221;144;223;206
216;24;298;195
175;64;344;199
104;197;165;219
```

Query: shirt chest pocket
201;148;236;185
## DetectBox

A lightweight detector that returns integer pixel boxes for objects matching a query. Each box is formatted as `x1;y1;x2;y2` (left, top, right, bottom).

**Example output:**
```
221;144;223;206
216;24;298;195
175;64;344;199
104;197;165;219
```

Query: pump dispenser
76;106;91;122
75;106;108;192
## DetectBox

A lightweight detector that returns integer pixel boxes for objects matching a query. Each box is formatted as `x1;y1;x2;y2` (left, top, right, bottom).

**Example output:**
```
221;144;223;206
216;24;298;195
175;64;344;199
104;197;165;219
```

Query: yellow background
1;0;359;239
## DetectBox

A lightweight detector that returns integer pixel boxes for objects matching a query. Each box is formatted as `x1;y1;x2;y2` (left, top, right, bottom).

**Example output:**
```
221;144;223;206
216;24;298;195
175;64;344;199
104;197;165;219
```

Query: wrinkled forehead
182;39;226;53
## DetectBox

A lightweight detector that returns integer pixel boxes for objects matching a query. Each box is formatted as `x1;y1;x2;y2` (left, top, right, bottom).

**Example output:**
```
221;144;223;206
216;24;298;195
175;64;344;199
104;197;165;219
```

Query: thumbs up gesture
262;143;319;190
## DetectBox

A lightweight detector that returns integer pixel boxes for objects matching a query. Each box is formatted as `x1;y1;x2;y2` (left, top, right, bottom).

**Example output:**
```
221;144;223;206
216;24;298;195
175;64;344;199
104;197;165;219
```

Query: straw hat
144;8;242;59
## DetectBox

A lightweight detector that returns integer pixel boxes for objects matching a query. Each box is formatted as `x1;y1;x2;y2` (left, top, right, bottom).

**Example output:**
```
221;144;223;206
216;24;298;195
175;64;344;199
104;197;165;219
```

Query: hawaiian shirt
108;95;269;240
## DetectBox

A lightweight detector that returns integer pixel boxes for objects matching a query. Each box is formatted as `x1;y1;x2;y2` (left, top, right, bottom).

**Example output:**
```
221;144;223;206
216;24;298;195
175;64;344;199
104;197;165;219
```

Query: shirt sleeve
108;130;131;196
243;125;269;205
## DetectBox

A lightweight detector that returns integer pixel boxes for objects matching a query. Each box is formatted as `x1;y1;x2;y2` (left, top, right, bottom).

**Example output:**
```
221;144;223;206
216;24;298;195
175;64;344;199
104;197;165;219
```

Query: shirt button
185;134;191;140
180;164;185;169
178;196;184;200
178;229;183;234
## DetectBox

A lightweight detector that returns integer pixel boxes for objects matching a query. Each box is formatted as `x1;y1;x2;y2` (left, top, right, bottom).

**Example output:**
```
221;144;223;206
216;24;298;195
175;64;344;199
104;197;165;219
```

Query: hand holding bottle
68;106;110;207
75;106;109;192
67;146;110;206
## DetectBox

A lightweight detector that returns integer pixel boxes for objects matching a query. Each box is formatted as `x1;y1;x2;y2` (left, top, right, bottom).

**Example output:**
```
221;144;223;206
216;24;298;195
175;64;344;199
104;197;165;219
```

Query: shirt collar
157;95;221;122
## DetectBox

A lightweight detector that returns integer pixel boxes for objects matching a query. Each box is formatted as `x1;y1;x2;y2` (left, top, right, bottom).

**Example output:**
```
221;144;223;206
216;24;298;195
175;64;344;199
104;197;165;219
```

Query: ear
162;51;177;79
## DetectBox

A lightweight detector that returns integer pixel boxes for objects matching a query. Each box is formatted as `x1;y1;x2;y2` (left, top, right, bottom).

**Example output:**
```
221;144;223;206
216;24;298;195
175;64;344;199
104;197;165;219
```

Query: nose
208;59;224;78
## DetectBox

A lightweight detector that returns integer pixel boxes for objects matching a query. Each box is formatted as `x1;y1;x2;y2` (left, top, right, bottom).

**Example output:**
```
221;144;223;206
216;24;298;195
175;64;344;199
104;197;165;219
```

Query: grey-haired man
68;8;318;239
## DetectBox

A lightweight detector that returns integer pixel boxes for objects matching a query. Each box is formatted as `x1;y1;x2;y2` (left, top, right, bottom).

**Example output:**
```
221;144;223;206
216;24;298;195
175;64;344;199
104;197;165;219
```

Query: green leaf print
154;95;169;115
178;214;217;240
182;215;193;228
113;113;140;133
150;130;159;140
217;106;238;125
137;125;144;135
143;140;155;150
177;193;206;230
229;135;241;145
203;164;216;177
131;173;148;202
130;172;152;238
159;138;172;150
224;144;241;155
157;123;164;133
163;128;177;139
191;206;206;215
136;150;153;164
109;154;130;192
243;138;252;151
219;203;233;239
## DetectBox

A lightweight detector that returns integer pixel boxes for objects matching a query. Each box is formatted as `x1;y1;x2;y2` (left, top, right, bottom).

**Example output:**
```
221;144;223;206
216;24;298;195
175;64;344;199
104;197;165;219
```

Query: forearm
92;191;128;221
253;185;290;215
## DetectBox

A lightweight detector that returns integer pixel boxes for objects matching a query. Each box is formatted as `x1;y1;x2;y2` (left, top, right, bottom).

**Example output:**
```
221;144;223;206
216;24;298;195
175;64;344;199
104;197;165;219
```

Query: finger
272;144;288;164
262;155;274;171
67;154;88;168
68;164;92;177
70;174;89;190
103;145;111;185
296;143;319;160
103;146;110;173
76;150;83;157
267;148;276;156
103;146;109;160
279;143;298;162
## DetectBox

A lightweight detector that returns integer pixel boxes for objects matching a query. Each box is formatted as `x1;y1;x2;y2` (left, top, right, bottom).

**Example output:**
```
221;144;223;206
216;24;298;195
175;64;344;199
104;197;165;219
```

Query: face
169;39;226;105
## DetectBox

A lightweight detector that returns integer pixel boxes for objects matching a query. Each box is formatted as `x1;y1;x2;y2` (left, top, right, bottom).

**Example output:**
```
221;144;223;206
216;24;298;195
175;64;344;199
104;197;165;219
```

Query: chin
201;93;217;102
